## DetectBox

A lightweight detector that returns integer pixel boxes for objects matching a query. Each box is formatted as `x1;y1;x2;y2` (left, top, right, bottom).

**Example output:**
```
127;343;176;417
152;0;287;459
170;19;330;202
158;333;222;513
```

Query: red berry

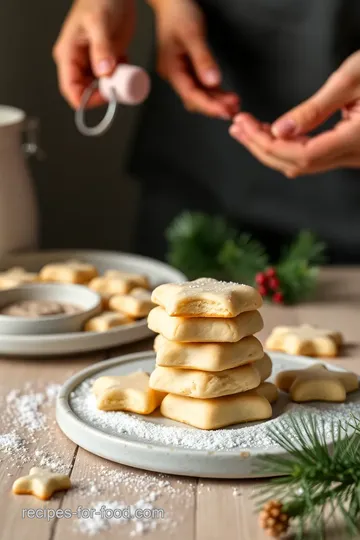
269;277;280;290
255;272;267;286
272;292;284;304
258;285;267;296
266;267;277;278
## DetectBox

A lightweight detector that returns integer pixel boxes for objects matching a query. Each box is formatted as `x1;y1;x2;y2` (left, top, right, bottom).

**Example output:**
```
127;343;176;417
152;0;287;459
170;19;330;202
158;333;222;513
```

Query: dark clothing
130;0;360;263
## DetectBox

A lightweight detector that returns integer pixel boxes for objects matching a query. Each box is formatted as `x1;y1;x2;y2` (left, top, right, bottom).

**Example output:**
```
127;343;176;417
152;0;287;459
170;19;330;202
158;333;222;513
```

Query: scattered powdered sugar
0;379;193;537
76;497;162;536
70;375;360;452
0;382;64;468
0;432;26;454
4;383;61;432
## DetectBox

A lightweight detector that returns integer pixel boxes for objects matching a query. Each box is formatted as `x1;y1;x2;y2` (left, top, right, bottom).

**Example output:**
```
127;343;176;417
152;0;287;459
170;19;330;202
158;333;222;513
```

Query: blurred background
0;0;153;251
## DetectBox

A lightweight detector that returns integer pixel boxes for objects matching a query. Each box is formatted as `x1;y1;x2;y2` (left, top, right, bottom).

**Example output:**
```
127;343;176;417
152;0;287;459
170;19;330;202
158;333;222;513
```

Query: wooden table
1;267;360;540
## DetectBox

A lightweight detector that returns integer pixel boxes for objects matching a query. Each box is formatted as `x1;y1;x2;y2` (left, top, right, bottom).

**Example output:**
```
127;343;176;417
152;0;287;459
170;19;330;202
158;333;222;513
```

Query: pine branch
280;230;327;266
255;414;360;538
166;212;234;279
218;234;268;284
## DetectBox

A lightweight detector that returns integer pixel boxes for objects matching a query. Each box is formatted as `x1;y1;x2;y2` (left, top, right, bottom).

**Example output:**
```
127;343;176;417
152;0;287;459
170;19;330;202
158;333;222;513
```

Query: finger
85;12;117;77
165;50;230;118
209;91;240;117
229;124;293;176
55;43;89;108
56;43;108;109
234;113;298;166
180;27;221;87
271;67;359;138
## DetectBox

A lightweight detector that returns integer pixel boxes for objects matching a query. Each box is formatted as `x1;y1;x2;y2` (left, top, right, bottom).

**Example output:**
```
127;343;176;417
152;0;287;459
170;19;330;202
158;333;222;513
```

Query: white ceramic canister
0;106;39;254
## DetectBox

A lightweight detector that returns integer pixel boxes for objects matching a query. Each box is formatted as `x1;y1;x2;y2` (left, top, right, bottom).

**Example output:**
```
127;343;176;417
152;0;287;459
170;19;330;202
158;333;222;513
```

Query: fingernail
272;118;297;137
96;58;115;76
229;125;243;137
204;69;221;86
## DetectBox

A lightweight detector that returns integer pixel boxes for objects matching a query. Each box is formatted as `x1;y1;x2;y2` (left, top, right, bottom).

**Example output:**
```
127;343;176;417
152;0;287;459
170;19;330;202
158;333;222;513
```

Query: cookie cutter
75;64;151;137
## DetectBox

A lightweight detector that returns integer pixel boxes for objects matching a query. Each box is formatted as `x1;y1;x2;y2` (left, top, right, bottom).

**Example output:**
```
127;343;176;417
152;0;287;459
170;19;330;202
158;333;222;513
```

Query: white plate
0;250;186;356
56;351;360;479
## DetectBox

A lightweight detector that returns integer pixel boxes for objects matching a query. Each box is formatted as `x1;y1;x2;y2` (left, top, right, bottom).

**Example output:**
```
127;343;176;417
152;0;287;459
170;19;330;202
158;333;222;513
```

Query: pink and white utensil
75;64;151;136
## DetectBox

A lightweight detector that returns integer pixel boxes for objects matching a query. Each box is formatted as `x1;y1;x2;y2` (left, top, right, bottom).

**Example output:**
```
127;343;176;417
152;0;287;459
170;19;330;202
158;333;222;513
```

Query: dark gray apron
130;0;360;262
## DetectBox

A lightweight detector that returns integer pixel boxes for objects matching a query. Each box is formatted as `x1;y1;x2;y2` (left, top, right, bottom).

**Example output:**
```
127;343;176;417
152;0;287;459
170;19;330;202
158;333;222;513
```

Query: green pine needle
166;212;268;284
255;414;360;539
165;212;326;303
280;230;327;266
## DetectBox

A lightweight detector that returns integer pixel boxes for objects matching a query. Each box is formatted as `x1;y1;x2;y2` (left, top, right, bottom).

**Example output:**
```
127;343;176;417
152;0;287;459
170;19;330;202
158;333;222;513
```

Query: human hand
229;51;360;177
149;0;239;119
53;0;135;108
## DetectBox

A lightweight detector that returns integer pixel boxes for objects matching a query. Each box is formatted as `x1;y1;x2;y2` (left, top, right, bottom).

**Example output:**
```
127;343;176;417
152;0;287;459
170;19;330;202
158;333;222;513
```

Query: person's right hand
149;0;239;119
53;0;135;108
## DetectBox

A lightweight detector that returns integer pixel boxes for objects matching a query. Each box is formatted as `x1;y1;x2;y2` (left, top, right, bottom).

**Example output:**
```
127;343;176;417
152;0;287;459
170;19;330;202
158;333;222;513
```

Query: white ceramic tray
56;351;360;479
0;250;186;356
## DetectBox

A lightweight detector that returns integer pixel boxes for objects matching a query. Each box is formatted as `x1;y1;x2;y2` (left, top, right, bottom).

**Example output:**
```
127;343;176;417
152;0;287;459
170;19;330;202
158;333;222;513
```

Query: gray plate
0;250;186;356
56;351;360;478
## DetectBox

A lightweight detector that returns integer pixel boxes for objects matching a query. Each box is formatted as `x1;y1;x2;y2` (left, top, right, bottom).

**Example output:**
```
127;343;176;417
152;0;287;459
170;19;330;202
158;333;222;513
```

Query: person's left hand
229;51;360;178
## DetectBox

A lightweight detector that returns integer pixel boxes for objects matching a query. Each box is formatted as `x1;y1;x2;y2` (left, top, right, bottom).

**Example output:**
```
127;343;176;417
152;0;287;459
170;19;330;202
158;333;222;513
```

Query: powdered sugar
0;379;193;537
70;368;360;452
4;383;61;432
0;433;25;454
0;382;65;468
75;498;162;536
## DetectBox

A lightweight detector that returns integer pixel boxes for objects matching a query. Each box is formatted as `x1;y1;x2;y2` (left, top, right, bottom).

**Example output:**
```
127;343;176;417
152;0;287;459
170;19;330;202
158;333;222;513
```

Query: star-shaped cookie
12;467;71;500
151;278;262;318
265;324;343;357
275;364;358;402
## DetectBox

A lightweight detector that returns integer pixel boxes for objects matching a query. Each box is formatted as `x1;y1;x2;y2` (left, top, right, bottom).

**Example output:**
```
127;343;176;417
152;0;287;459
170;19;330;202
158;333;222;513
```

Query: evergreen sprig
256;414;360;539
166;212;326;304
166;212;268;284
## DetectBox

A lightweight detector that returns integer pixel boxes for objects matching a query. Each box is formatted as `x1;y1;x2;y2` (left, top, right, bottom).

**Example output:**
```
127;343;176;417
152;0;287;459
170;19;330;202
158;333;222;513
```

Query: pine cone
259;500;290;537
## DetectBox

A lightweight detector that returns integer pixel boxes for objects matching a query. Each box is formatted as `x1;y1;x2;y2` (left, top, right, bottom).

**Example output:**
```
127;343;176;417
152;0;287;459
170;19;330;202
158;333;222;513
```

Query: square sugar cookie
147;307;263;342
149;363;261;399
109;288;154;318
160;391;272;430
84;311;132;332
0;267;38;289
93;371;166;414
154;334;264;371
39;260;97;284
104;270;150;290
151;278;262;317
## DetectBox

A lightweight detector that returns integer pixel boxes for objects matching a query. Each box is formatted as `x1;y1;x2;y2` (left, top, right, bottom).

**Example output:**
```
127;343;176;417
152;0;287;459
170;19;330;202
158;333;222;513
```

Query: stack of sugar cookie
147;278;278;430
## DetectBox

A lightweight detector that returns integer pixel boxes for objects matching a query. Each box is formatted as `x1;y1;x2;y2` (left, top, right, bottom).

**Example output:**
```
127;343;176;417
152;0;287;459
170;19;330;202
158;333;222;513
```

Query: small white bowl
0;284;101;335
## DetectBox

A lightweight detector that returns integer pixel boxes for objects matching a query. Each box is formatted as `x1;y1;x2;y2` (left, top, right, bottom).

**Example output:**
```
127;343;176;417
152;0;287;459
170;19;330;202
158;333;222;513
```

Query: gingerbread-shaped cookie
151;277;262;318
12;467;71;500
266;324;343;357
275;364;358;402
